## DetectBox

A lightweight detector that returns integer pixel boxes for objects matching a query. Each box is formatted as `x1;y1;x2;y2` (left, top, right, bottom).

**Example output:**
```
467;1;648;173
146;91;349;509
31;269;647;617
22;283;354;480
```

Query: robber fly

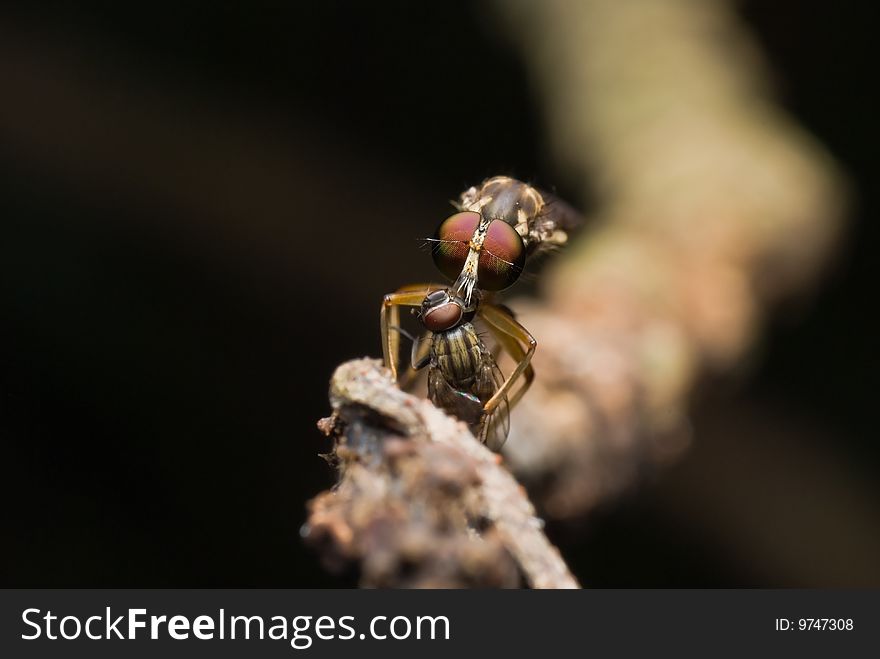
380;176;581;449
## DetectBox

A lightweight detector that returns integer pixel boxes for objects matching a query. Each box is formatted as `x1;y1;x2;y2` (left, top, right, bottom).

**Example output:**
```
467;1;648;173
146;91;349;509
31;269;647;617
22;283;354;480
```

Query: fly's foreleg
380;283;445;381
410;333;432;370
395;331;432;390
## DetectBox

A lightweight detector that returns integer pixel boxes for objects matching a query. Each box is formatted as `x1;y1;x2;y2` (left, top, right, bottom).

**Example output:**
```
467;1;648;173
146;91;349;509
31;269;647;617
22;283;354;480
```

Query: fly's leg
398;331;432;389
483;323;533;411
381;291;426;381
479;303;536;413
380;283;445;380
385;323;432;389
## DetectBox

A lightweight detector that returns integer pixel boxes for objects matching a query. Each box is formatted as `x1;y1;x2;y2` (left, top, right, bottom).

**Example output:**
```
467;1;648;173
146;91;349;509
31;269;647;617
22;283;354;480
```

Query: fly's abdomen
432;324;483;388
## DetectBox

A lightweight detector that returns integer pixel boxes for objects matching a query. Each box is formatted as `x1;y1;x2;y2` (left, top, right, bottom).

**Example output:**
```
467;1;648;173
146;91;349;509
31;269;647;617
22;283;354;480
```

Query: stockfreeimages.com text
22;608;450;649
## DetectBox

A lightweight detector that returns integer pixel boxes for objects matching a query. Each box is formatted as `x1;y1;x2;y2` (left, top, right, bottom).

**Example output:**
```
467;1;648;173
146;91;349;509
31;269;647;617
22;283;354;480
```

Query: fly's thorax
431;322;483;387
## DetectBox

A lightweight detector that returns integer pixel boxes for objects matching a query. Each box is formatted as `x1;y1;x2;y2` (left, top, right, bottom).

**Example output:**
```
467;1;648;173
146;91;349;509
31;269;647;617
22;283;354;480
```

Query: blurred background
1;1;877;587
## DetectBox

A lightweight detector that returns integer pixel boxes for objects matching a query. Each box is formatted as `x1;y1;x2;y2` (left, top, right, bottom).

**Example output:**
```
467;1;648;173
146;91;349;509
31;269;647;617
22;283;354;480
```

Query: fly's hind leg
479;303;536;413
380;283;445;380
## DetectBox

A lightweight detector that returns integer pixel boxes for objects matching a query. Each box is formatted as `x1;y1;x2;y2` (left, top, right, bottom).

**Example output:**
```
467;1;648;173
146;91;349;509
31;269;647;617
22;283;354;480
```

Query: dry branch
303;359;579;589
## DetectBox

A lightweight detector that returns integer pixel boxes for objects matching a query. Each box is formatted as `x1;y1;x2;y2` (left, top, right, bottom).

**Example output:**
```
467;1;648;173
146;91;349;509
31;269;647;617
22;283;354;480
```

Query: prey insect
381;176;581;449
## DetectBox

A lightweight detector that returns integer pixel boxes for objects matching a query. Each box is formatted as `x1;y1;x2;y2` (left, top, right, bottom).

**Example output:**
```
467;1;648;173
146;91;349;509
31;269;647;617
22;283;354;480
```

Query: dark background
1;1;877;587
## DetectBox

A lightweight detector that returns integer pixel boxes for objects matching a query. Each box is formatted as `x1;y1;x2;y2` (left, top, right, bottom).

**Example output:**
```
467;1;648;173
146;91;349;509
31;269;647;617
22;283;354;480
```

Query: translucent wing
475;354;510;451
537;189;586;236
427;366;483;429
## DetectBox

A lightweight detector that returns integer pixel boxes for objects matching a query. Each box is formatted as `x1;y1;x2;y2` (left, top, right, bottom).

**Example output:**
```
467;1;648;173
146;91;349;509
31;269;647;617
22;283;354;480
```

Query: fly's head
418;289;475;333
459;176;573;258
428;207;526;306
427;176;580;304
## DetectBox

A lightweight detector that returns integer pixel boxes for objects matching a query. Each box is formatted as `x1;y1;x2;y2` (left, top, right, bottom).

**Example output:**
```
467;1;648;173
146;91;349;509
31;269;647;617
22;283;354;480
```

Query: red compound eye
422;302;463;332
431;211;480;281
477;220;526;290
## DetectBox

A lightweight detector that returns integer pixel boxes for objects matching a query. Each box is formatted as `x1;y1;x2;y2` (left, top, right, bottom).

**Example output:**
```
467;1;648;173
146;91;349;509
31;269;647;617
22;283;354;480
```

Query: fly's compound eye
431;211;480;281
422;301;463;332
477;220;526;290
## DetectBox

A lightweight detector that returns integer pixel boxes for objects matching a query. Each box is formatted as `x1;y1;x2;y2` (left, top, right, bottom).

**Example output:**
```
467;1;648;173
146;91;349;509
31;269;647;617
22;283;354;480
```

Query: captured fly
410;288;509;450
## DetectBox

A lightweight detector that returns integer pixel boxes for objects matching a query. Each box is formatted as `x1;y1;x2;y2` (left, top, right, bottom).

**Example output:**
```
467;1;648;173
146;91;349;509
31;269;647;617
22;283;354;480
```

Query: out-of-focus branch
303;359;579;589
493;0;848;518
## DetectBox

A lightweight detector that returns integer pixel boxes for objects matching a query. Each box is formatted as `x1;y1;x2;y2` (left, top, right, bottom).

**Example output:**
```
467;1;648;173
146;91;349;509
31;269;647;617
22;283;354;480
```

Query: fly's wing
475;354;510;451
539;189;585;233
529;188;586;258
427;366;483;428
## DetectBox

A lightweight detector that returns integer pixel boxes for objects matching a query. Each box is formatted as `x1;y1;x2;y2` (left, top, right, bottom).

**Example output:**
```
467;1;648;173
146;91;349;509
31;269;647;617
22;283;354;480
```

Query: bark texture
304;359;579;589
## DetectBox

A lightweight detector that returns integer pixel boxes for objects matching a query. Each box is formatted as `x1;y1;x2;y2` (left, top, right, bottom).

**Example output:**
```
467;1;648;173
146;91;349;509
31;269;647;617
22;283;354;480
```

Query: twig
303;359;579;589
